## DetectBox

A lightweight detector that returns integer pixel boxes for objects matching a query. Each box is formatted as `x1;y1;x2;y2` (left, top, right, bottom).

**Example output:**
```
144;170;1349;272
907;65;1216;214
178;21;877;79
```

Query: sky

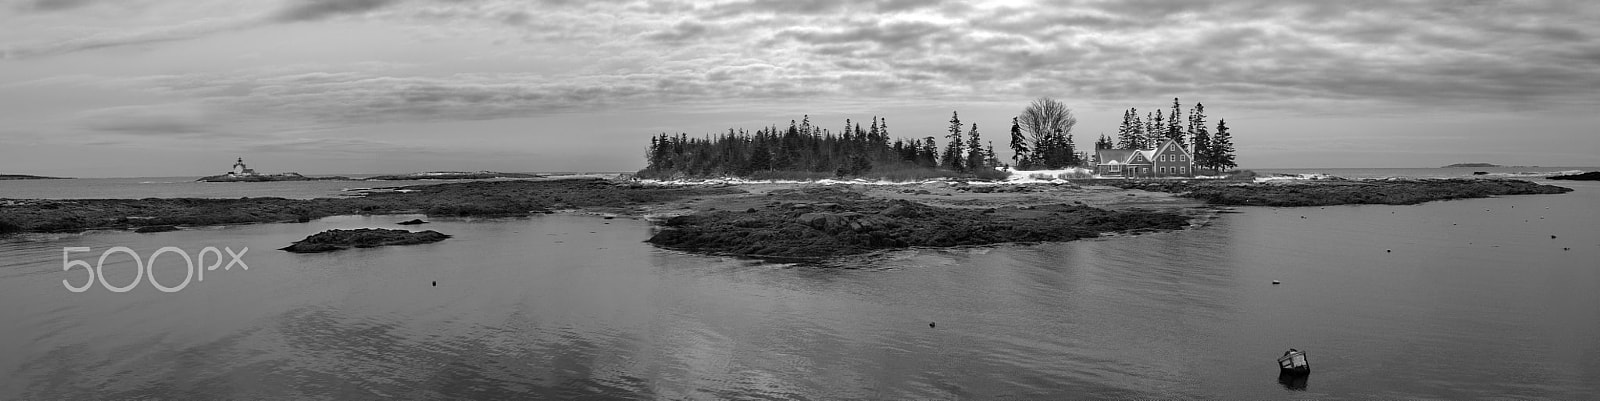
2;0;1598;177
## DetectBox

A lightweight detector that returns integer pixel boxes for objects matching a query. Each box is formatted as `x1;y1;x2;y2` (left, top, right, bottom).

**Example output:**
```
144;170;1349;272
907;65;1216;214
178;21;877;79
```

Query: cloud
12;0;98;12
2;0;414;59
74;103;217;136
4;18;254;59
272;0;403;22
11;0;1600;126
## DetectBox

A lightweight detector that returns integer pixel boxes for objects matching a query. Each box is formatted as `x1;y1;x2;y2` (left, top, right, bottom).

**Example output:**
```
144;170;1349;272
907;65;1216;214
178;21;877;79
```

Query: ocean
1;168;1597;398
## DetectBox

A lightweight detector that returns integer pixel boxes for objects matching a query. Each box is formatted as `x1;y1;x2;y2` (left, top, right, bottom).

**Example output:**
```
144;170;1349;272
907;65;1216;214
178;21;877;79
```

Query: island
197;158;352;182
1442;163;1501;168
0;174;69;180
1548;171;1600;181
280;228;450;253
363;171;545;180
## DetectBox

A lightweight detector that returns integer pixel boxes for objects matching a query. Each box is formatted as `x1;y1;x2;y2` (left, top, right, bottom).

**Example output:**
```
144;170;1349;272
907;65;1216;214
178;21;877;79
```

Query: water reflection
4;182;1599;398
1277;371;1308;391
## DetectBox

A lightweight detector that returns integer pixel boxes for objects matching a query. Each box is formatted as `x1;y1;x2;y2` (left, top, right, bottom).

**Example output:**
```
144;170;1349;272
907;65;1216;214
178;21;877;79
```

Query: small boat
1278;349;1310;374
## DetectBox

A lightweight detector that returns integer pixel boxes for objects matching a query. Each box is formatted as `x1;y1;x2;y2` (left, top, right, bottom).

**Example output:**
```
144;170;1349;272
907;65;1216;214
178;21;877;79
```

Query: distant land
197;173;351;182
1441;163;1501;168
0;174;68;180
363;171;545;180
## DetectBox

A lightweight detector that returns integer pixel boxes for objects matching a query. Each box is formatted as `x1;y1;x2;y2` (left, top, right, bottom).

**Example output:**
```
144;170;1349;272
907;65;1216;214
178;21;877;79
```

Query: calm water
1;170;1597;398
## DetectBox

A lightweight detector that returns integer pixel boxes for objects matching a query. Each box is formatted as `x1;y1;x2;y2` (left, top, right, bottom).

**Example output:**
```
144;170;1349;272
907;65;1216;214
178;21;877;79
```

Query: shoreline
0;177;1574;260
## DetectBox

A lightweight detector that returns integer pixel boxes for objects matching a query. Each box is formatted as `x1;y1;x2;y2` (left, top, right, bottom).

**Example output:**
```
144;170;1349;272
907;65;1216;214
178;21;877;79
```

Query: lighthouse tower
231;158;255;176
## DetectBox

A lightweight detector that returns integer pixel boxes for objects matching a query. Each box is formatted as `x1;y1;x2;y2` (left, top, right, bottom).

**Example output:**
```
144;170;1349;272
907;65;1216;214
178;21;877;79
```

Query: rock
397;219;428;225
280;228;450;253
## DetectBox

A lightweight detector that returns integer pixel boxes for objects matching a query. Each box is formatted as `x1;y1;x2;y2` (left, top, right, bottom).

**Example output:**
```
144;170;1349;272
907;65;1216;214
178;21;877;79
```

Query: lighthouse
231;158;256;176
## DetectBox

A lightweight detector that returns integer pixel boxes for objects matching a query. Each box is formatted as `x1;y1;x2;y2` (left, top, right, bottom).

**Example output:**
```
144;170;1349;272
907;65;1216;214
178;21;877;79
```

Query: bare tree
1018;97;1077;144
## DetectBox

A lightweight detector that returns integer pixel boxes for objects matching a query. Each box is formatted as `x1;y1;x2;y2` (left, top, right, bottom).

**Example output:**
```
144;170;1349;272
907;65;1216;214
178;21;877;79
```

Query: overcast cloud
2;0;1597;176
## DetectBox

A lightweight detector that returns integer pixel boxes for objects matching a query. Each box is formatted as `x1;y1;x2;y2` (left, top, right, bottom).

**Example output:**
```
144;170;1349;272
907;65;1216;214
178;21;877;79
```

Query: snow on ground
1253;173;1341;182
1003;168;1096;184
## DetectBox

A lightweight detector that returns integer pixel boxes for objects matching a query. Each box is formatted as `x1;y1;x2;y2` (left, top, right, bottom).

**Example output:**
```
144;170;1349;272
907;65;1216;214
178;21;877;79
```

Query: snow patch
1254;173;1343;182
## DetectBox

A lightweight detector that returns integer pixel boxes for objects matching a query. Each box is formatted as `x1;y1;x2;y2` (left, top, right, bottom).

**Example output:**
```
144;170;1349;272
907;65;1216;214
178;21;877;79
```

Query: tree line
1099;97;1237;172
641;114;1004;179
641;97;1238;178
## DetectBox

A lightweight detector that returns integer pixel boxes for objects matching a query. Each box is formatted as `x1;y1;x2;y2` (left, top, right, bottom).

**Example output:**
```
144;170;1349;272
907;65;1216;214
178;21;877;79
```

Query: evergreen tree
748;140;772;171
1188;103;1211;171
919;137;939;168
1096;134;1114;150
943;111;965;172
1129;109;1145;149
1211;119;1237;171
1008;117;1029;168
985;141;999;168
1151;112;1164;149
966;123;985;171
1115;109;1133;149
1166;97;1185;148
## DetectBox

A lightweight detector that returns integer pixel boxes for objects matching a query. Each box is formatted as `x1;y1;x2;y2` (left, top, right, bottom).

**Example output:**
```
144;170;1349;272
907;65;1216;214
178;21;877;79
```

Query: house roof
1153;139;1192;158
1095;149;1139;165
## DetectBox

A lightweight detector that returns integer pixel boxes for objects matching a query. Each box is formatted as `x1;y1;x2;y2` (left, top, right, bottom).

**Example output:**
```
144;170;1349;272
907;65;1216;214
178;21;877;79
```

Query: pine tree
985;141;999;168
1211;119;1237;171
920;136;939;168
1008;117;1029;168
943;111;965;172
1167;97;1185;148
1130;109;1145;150
1149;112;1163;149
1116;109;1133;149
966;123;985;171
1188;103;1211;171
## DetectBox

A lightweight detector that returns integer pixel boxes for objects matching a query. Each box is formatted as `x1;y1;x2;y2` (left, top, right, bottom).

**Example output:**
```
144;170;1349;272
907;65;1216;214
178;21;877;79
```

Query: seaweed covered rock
280;228;450;253
648;199;1188;260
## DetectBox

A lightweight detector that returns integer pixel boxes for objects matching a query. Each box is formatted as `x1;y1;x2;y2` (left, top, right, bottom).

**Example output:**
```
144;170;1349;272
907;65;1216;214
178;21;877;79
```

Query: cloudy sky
2;0;1597;177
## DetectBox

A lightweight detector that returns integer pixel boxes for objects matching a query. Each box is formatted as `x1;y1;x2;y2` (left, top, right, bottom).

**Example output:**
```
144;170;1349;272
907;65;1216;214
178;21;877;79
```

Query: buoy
432;281;437;286
1551;235;1557;239
1386;249;1391;253
929;322;936;328
1272;280;1281;285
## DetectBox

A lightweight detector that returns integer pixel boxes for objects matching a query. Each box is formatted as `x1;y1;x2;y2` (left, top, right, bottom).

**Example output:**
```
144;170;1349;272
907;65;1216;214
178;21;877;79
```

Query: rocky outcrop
647;196;1190;260
0;178;743;233
1112;179;1571;207
280;228;450;253
1548;171;1600;181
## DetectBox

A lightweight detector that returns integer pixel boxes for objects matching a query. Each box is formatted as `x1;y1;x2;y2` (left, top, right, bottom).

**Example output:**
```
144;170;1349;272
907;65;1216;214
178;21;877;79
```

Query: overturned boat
1278;349;1310;375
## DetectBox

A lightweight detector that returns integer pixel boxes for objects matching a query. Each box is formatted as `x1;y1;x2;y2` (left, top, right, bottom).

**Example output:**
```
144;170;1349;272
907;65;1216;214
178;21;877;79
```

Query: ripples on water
2;180;1597;399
